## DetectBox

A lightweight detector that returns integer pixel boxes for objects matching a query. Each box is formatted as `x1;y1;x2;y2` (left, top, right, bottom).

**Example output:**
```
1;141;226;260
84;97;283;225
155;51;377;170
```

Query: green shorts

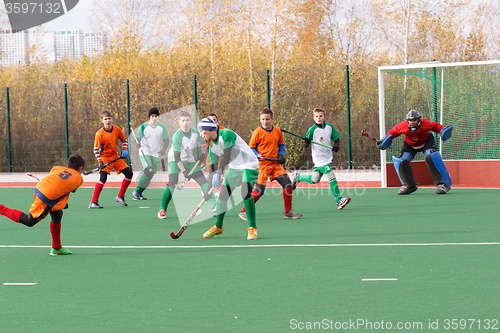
313;164;332;177
140;155;159;173
223;168;259;188
168;161;202;175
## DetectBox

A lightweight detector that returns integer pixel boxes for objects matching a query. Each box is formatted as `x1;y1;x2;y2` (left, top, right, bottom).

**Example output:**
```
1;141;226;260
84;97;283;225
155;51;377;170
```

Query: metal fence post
6;87;12;172
266;70;270;108
346;65;352;169
193;75;198;124
64;83;69;160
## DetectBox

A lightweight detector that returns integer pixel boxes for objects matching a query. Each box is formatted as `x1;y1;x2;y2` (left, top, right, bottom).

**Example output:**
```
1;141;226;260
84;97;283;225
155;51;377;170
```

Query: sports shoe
247;227;258;240
289;171;299;190
157;209;166;219
88;202;103;209
337;197;351;210
203;226;223;238
133;190;147;200
115;196;128;206
238;212;248;221
436;183;451;194
284;210;302;219
50;247;72;256
397;184;418;195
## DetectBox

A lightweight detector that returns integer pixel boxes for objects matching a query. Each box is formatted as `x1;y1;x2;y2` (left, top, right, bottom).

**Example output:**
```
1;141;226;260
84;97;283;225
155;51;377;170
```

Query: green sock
160;186;173;210
329;178;341;203
243;197;256;228
215;200;227;229
201;183;217;209
297;174;314;184
136;173;151;193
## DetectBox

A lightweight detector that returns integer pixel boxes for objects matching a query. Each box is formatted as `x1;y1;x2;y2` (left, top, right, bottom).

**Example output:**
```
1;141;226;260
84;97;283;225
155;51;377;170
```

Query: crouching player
377;109;453;195
0;155;85;255
239;108;302;221
197;117;260;240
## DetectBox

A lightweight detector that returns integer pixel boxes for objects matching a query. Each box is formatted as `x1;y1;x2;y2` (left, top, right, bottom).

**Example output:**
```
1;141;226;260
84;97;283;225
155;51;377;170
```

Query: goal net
378;60;500;187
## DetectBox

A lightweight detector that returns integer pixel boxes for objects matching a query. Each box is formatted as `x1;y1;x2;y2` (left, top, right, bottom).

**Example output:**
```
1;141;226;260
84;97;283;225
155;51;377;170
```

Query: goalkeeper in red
238;108;302;221
0;155;85;255
291;108;350;210
377;109;453;195
198;117;260;240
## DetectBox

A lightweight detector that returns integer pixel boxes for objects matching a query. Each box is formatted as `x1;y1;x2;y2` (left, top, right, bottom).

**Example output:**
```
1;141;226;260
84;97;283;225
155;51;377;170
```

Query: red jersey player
239;108;302;221
0;155;85;255
89;110;133;208
377;109;453;195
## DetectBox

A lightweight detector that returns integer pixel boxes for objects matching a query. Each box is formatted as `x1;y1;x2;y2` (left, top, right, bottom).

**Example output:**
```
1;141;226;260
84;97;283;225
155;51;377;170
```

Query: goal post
378;60;500;188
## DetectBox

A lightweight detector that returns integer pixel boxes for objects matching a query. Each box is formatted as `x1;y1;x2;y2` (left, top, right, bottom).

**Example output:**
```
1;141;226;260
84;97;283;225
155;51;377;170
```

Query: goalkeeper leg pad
392;156;417;195
424;151;452;187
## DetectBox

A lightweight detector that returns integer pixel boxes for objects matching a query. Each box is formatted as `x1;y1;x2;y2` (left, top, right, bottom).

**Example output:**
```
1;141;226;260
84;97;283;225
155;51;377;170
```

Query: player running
291;107;351;210
377;109;453;195
89;110;133;208
132;107;170;200
239;108;302;221
157;111;215;219
0;155;85;255
197;117;260;240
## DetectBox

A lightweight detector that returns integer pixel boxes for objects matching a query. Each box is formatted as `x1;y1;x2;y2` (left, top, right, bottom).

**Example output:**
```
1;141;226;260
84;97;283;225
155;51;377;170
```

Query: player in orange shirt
89;110;133;208
239;108;302;221
0;155;85;255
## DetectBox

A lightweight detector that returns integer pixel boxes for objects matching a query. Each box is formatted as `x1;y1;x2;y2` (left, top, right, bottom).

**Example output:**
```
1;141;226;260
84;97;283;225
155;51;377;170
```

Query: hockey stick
361;129;377;142
161;159;166;171
177;160;203;190
281;129;333;149
26;173;40;181
170;183;219;239
259;157;278;162
83;157;122;175
129;122;154;174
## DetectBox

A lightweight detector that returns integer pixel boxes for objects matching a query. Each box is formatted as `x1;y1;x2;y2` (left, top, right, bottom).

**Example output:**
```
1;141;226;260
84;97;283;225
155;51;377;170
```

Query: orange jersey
93;125;128;162
249;125;284;159
32;166;83;212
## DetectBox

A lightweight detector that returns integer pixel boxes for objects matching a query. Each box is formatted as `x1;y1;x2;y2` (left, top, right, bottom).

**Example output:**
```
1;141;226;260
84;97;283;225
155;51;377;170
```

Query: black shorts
399;133;436;158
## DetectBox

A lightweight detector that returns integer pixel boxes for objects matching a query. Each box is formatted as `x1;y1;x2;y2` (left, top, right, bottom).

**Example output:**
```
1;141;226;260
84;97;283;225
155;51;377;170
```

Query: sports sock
243;197;256;228
283;186;293;213
297;174;314;184
160;186;173;210
215;200;228;229
241;190;262;213
50;222;62;250
329;178;341;203
91;181;104;203
118;177;132;197
135;173;151;193
0;204;23;222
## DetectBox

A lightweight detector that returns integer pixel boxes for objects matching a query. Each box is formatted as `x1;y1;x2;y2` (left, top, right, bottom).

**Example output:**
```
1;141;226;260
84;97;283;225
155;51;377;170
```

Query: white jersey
136;122;169;158
209;128;259;170
306;123;340;167
168;128;205;163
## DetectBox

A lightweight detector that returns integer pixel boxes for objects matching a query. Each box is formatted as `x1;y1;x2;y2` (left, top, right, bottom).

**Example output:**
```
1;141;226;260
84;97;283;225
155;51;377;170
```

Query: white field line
3;283;37;285
0;242;499;249
362;278;398;281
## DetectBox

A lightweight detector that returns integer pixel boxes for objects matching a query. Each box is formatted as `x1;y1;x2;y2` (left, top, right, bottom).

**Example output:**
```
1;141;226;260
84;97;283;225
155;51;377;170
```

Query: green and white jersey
136;122;169;158
167;128;205;163
305;122;340;167
209;128;259;170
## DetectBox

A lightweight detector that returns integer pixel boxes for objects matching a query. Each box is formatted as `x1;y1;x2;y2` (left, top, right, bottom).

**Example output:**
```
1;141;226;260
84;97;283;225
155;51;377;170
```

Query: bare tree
88;0;167;48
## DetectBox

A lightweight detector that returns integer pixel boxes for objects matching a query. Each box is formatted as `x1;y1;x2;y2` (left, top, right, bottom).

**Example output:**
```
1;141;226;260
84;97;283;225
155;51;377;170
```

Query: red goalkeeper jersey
388;118;444;147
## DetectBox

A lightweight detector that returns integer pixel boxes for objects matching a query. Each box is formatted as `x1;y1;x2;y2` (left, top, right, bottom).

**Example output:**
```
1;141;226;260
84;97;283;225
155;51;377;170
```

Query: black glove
182;170;189;179
375;140;382;149
303;138;311;148
198;153;207;163
203;188;213;201
99;161;104;170
331;144;339;152
278;154;286;164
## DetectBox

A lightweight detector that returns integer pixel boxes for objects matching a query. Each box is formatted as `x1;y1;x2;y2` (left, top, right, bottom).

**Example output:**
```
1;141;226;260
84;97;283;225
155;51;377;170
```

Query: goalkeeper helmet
406;109;422;132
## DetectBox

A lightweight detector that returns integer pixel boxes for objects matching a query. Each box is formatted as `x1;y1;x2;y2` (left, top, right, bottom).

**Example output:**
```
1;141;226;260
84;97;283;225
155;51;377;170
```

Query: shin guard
425;151;452;186
392;156;417;187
